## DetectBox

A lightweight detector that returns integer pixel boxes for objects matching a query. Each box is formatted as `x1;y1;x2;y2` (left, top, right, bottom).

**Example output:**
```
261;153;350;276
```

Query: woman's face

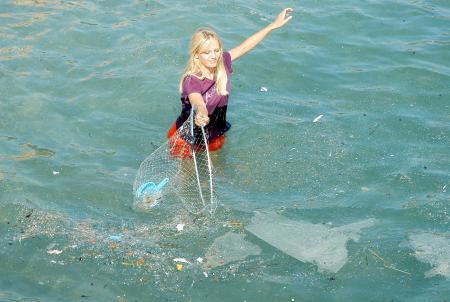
196;38;221;70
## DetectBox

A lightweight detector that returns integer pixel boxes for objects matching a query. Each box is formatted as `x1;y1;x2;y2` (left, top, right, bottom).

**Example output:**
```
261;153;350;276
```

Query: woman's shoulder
184;73;204;83
182;74;204;94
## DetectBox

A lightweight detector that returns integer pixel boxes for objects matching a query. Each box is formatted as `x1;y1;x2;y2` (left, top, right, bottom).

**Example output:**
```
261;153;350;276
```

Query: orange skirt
167;122;225;158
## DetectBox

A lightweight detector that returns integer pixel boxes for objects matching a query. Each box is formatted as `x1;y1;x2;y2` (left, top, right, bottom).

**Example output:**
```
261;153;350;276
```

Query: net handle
190;107;206;207
201;126;215;214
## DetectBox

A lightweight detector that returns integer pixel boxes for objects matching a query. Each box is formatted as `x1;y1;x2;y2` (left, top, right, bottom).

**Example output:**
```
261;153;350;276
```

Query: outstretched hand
270;8;293;30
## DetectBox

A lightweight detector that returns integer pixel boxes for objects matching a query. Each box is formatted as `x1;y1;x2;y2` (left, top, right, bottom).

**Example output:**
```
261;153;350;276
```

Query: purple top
181;51;232;114
176;51;233;141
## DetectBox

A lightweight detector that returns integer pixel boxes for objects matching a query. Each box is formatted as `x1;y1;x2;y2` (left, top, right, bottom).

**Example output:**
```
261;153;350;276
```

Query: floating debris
369;249;411;275
47;249;63;255
173;258;191;264
409;232;449;278
259;86;268;92
368;123;380;136
109;234;122;242
204;232;261;269
313;114;324;123
136;258;145;266
176;263;183;271
176;224;185;232
246;211;376;273
227;220;244;231
14;144;55;161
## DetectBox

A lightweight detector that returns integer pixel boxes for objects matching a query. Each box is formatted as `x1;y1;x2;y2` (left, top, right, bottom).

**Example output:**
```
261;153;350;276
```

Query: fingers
274;8;293;27
284;8;293;18
283;15;293;25
195;113;209;127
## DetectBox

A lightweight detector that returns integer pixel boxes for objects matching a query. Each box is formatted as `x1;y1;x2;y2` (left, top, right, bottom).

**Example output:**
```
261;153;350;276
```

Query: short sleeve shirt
181;51;232;115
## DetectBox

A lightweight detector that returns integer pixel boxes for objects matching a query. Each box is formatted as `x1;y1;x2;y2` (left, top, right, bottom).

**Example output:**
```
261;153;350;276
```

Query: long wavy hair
179;28;228;96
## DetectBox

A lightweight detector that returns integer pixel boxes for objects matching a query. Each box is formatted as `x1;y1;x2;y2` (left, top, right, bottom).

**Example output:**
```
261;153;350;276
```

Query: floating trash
204;232;261;269
47;249;63;255
109;234;122;242
134;178;169;208
173;258;191;264
246;211;376;273
409;232;450;278
313;114;324;123
13;143;55;161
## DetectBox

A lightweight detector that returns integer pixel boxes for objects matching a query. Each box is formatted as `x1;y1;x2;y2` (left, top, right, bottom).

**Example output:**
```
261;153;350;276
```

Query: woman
168;8;293;158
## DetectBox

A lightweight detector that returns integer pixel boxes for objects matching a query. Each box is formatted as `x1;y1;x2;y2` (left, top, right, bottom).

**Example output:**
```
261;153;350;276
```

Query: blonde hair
179;28;229;96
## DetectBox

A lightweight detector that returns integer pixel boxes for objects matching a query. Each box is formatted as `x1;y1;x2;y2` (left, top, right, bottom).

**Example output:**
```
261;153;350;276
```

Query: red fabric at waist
167;122;225;158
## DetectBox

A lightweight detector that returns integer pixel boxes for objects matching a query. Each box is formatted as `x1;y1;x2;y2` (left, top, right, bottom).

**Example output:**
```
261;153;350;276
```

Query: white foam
246;211;376;273
409;232;450;279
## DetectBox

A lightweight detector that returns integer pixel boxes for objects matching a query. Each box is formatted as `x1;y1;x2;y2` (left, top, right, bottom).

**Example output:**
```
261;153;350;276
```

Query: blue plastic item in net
135;178;169;199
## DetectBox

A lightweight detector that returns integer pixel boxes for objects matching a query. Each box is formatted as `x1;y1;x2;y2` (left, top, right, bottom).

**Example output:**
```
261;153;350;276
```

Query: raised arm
229;8;293;61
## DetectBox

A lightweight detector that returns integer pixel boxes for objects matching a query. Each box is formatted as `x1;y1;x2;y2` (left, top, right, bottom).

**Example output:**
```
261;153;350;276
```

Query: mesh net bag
133;110;218;214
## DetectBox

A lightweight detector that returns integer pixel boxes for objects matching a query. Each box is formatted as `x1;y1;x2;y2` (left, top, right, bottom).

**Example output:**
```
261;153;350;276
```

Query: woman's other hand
270;8;293;30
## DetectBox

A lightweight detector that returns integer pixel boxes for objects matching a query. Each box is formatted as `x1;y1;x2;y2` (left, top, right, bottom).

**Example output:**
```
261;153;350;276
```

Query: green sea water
0;0;449;301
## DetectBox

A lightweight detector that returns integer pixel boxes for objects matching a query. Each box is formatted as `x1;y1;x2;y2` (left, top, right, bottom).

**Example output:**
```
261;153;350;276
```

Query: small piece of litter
173;258;191;264
196;257;204;263
47;250;63;255
176;264;183;271
176;224;185;231
260;86;268;92
313;115;324;123
443;185;447;192
361;186;369;192
203;271;208;278
136;258;145;266
109;234;122;242
52;171;60;175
